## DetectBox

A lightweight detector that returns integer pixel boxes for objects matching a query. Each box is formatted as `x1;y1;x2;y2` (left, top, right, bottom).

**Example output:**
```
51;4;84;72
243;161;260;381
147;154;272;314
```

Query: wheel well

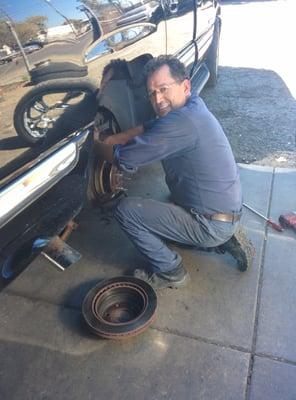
97;55;154;131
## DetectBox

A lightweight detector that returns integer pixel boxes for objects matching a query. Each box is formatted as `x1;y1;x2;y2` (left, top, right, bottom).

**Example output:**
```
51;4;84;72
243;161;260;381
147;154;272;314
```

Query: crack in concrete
152;325;251;354
245;167;276;399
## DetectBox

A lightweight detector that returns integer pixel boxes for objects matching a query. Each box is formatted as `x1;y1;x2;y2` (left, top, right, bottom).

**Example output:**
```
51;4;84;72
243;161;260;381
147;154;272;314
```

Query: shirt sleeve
113;109;197;171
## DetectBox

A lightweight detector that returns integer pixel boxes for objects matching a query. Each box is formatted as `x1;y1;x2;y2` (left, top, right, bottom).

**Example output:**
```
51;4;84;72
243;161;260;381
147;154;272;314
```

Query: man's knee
114;196;142;222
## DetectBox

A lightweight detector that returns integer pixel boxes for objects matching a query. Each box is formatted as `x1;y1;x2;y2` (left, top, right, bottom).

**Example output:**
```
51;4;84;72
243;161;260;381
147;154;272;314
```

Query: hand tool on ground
279;212;296;232
243;203;284;232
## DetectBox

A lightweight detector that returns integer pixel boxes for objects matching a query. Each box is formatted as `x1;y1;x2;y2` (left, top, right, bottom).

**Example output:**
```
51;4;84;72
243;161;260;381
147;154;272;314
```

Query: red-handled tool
279;212;296;232
243;203;284;232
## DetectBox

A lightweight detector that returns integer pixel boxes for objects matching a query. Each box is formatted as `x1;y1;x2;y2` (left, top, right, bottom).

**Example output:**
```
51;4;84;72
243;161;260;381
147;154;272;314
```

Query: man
99;55;254;289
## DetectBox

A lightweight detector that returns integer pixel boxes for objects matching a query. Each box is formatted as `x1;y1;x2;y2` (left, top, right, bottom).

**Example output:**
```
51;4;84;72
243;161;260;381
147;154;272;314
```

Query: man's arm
93;125;144;163
103;125;144;145
113;110;197;170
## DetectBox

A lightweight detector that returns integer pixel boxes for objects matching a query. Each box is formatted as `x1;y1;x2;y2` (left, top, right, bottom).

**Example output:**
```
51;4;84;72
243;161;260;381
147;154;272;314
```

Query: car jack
41;236;81;271
33;221;81;271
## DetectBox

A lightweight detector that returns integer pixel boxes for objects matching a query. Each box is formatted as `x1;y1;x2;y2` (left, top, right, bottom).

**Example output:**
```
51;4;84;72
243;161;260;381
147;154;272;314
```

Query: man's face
147;65;191;117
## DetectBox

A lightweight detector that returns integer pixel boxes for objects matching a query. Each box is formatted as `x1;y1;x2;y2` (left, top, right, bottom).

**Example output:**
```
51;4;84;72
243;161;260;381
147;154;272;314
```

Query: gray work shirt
114;94;242;215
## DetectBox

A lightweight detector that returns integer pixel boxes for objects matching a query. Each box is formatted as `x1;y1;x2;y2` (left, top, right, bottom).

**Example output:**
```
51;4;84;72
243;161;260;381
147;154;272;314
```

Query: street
0;31;92;85
1;1;296;399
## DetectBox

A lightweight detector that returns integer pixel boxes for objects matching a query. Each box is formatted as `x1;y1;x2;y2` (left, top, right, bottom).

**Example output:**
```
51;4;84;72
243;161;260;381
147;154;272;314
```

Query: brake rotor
89;109;130;204
82;276;157;339
94;159;124;197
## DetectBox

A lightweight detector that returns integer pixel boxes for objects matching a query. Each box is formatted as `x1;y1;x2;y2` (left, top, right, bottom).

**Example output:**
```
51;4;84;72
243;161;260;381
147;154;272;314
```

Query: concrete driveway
0;163;295;400
1;1;296;398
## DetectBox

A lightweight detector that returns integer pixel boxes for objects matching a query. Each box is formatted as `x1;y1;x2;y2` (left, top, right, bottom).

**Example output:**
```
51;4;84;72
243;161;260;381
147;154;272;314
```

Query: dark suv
0;0;221;286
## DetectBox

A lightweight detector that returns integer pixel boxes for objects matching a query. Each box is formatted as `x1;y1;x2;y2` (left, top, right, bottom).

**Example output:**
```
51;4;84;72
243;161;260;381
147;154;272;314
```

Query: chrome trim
175;43;196;68
0;127;92;229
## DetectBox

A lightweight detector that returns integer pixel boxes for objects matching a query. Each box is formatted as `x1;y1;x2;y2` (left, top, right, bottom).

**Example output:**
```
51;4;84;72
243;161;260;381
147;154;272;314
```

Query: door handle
168;0;179;13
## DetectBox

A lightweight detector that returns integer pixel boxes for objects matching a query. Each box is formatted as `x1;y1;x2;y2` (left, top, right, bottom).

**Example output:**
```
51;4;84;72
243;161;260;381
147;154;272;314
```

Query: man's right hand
103;125;145;146
93;129;114;162
103;132;131;146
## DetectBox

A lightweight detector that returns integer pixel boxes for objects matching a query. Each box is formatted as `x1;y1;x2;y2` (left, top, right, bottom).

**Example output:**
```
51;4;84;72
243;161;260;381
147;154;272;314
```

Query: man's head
143;55;191;117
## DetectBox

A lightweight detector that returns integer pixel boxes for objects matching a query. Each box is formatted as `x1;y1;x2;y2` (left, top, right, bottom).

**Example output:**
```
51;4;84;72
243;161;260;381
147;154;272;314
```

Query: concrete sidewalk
0;164;295;400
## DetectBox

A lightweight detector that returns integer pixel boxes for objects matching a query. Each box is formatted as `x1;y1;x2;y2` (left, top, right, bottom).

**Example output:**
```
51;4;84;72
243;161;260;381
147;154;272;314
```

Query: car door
195;0;218;60
163;0;197;73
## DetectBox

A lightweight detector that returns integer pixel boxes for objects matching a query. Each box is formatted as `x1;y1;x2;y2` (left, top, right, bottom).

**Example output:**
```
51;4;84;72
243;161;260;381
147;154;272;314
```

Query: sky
0;0;85;27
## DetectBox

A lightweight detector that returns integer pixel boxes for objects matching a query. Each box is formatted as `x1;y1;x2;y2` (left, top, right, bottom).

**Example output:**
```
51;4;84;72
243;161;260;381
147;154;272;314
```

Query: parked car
24;39;45;48
23;43;42;54
0;50;14;64
0;0;221;286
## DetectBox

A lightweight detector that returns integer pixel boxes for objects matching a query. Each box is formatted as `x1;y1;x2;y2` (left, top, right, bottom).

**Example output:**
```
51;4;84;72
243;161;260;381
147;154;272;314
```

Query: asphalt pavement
0;163;295;400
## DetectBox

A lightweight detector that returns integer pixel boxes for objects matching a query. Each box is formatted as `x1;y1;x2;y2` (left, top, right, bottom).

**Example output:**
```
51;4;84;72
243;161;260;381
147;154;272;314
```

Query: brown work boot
134;264;190;290
217;228;255;271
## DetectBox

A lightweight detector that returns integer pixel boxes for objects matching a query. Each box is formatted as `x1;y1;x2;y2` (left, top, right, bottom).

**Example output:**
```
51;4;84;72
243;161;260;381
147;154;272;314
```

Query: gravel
201;0;296;168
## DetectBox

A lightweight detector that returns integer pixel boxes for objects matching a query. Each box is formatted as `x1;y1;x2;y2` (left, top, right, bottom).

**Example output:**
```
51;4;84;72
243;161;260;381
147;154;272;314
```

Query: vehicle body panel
196;0;219;59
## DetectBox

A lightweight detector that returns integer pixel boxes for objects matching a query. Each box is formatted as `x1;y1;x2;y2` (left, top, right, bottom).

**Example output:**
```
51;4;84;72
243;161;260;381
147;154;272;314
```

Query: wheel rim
23;90;90;139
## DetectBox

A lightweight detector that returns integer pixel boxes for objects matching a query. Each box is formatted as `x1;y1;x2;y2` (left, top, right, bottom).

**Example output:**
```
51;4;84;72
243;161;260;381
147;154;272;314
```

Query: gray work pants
114;197;239;273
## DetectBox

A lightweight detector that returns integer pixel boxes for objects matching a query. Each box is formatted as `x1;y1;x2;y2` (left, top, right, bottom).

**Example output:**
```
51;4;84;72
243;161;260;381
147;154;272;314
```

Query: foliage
62;18;84;29
0;21;12;47
0;15;48;48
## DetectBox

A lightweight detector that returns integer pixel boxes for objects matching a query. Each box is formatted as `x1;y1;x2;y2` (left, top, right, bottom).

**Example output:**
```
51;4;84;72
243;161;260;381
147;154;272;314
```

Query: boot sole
134;269;190;290
163;273;190;290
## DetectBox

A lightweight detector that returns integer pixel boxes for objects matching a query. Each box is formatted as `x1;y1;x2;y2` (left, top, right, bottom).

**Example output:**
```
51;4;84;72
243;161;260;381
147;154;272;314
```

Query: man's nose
154;90;164;104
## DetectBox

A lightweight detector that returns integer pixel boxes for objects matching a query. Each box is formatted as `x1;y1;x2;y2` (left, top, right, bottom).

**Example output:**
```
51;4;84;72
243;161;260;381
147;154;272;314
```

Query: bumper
0;125;93;266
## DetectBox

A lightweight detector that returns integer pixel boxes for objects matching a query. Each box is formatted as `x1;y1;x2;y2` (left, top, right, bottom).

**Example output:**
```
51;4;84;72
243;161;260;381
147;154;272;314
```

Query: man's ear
184;79;191;96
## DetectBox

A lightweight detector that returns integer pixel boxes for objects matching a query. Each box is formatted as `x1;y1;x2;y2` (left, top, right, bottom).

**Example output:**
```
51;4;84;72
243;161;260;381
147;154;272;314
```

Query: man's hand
93;125;144;163
93;129;114;163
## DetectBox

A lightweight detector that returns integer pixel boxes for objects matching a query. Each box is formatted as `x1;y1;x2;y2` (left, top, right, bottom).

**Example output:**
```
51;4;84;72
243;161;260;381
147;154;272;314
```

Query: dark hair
143;55;187;83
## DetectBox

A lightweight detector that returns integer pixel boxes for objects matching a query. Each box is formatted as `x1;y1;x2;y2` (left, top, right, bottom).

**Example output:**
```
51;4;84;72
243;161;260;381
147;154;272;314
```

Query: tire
30;62;88;84
205;22;220;88
82;276;157;339
13;78;97;146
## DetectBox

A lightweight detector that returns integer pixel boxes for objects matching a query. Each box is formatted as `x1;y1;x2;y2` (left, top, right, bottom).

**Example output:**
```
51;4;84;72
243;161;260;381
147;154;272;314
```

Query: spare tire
30;62;88;84
82;276;157;339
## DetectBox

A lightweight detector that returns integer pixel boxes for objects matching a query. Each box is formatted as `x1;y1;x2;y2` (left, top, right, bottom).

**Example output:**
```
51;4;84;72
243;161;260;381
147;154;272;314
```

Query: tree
26;16;47;31
62;18;84;30
0;15;48;48
0;20;14;47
